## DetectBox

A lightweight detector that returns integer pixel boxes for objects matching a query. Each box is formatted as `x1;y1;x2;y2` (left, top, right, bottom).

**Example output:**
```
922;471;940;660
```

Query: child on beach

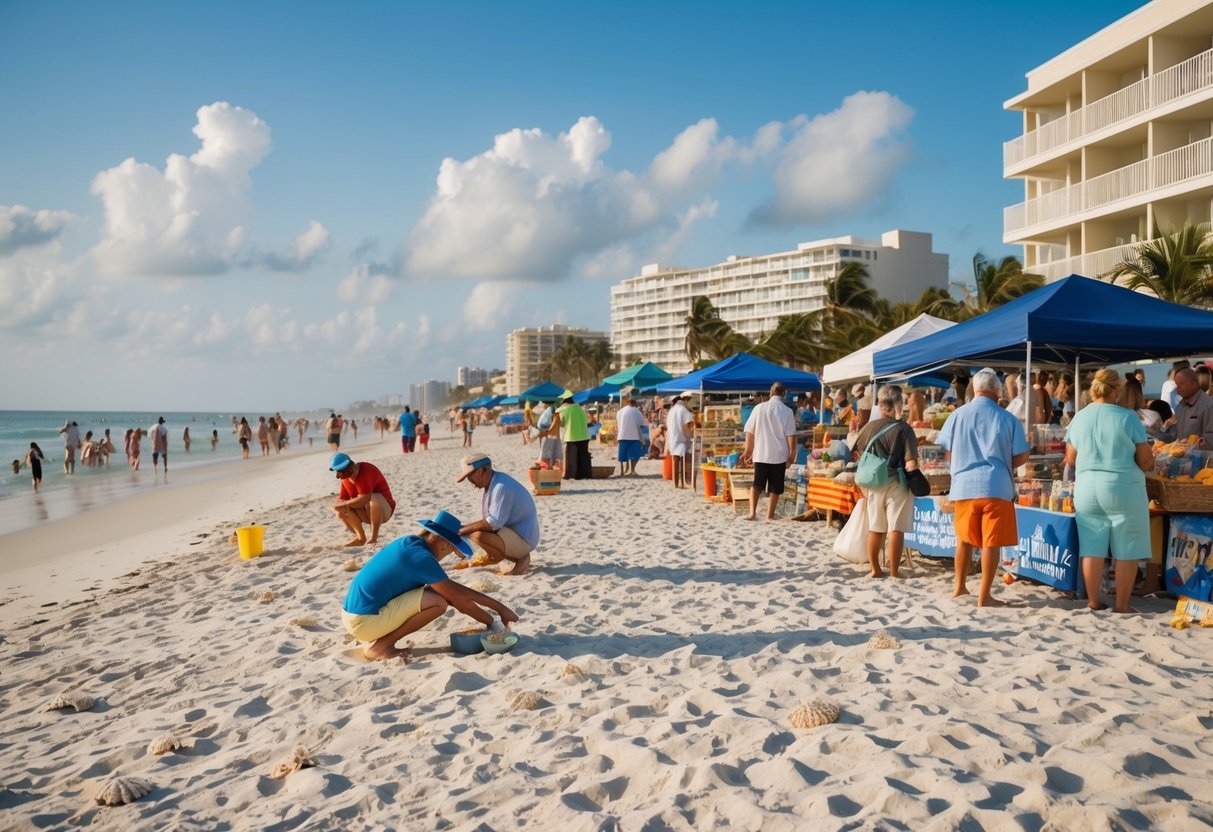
340;510;519;660
24;443;46;492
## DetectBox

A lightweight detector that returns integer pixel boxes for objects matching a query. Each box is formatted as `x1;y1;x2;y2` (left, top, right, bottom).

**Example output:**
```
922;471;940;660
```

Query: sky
0;0;1145;412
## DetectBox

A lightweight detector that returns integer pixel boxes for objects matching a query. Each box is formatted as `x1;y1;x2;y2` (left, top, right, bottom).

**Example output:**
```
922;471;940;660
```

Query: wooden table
807;477;863;523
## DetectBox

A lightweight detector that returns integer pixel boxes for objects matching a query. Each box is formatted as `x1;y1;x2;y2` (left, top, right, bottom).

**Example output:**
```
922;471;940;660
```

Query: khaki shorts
953;498;1018;549
342;586;427;642
369;493;394;522
496;526;534;558
864;480;914;534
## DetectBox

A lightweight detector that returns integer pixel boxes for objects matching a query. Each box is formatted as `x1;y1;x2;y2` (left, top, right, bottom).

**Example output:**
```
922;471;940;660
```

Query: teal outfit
1064;403;1149;560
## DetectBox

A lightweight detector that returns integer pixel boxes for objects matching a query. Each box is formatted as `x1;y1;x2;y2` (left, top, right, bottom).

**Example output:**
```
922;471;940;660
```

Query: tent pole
1074;354;1081;415
1024;341;1033;474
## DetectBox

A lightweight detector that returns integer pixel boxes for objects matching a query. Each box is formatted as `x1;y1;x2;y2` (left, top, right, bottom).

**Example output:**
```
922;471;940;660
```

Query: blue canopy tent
573;382;621;405
657;352;821;393
459;396;488;410
482;395;505;408
872;274;1213;442
602;361;675;390
497;395;521;406
519;381;569;403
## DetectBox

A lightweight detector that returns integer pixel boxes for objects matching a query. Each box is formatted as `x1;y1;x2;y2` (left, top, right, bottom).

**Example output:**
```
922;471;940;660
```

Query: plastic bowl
480;631;519;654
450;631;486;655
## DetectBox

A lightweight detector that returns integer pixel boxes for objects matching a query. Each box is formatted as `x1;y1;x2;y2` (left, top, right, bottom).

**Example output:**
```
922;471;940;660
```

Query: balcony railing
1030;241;1140;282
1004;136;1213;236
1005;47;1213;170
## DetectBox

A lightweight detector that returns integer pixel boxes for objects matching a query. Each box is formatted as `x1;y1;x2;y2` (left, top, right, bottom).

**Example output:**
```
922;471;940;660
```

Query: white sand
2;429;1212;830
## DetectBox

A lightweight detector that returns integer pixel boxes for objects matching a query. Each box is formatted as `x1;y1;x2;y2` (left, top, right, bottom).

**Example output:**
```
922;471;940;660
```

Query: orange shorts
953;498;1018;549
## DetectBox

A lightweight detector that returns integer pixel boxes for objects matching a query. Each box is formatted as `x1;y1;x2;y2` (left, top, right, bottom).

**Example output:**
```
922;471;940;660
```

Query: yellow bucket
236;525;265;559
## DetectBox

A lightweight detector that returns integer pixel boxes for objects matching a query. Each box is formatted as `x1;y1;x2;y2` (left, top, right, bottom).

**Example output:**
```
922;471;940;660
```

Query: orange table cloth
807;477;862;515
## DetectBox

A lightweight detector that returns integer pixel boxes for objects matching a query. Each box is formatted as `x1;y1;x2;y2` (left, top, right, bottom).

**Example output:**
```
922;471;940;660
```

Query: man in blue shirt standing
456;453;541;576
341;509;519;660
398;406;418;454
937;368;1030;607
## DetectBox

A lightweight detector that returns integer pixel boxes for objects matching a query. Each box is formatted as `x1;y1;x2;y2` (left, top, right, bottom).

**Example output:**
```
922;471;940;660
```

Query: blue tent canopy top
657;352;821;393
873;275;1213;378
519;381;569;402
573;382;621;404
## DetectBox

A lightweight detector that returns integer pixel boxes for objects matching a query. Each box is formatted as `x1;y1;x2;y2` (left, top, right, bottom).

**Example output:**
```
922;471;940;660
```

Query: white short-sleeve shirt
744;398;796;464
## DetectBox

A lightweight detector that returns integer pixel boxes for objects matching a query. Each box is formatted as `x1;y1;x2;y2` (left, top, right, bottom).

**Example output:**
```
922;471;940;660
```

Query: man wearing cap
341;509;520;660
557;394;593;479
330;452;396;547
615;393;646;477
456;453;540;575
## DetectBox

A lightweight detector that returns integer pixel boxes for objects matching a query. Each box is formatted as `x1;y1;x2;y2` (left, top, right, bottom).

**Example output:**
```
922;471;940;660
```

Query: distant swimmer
211;429;219;451
58;420;80;475
183;426;191;453
24;442;46;492
152;417;169;474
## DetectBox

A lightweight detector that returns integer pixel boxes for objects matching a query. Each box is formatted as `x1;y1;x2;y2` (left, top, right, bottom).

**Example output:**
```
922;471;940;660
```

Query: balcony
1004;136;1213;237
1029;241;1140;282
1005;47;1213;171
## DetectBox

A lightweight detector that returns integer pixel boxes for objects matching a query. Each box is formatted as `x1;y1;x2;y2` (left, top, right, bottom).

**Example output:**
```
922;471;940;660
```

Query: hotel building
505;324;608;395
609;230;947;376
407;379;451;416
1003;0;1213;281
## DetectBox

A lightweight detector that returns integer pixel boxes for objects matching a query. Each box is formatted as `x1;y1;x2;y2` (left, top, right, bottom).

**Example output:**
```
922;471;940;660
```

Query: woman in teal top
1064;368;1154;613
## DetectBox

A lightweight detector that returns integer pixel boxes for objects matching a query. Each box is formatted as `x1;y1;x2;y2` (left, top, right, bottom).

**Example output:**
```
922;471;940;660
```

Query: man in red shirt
331;452;396;546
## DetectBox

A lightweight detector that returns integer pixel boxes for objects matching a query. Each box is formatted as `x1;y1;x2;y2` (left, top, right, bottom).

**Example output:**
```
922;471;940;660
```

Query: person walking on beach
666;396;695;489
340;509;520;661
183;426;191;453
740;382;797;521
24;442;46;492
129;427;144;470
460;410;473;448
399;406;417;453
152;417;169;474
59;420;80;475
937;367;1029;607
238;417;252;458
350;418;358;443
615;393;646;477
257;417;270;456
326;412;341;451
455;454;540;576
419;418;430;450
330;452;396;547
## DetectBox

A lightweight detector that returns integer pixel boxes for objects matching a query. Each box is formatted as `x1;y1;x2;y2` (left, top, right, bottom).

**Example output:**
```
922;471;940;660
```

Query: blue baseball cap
329;452;353;472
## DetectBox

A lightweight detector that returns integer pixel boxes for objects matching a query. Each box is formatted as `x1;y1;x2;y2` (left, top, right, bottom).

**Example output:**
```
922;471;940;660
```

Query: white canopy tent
821;313;957;386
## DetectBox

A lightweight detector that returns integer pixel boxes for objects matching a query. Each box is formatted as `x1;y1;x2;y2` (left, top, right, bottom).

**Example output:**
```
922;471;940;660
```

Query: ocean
0;410;380;533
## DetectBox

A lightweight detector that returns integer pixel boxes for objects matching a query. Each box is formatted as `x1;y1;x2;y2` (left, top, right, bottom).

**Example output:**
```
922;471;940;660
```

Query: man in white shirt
614;393;646;477
665;396;695;489
1161;360;1189;413
152;416;169;474
740;382;797;520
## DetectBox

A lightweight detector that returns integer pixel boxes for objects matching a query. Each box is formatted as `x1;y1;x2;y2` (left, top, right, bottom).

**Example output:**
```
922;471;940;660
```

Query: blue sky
0;0;1144;411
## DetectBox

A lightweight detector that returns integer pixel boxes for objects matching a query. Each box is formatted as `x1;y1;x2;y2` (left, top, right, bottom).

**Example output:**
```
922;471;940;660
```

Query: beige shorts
864;480;914;534
495;526;534;558
342;586;427;642
369;493;394;522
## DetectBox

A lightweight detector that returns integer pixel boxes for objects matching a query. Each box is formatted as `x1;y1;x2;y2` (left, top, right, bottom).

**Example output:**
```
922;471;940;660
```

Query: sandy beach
2;428;1212;830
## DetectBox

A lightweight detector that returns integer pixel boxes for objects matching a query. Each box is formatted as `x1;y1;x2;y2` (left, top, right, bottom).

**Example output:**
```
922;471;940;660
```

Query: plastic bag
833;498;869;563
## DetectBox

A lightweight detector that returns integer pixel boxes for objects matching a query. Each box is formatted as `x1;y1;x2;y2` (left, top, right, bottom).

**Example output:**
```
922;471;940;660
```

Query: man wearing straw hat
341;509;520;661
330;452;396;547
456;453;540;576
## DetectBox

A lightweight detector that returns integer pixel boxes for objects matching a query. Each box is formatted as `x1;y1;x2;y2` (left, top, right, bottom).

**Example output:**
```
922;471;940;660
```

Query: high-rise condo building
456;366;489;388
408;379;451;415
609;230;947;376
505;325;608;394
1003;0;1213;282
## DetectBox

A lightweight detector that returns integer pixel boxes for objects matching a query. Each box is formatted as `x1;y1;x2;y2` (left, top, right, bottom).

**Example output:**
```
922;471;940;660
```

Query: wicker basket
591;465;615;479
1146;477;1213;512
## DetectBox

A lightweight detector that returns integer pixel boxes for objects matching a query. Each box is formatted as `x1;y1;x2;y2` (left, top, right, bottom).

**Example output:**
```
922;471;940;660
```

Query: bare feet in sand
344;537;366;547
364;644;412;662
868;570;885;578
952;588;971;599
1112;606;1140;614
977;596;1007;607
500;553;530;576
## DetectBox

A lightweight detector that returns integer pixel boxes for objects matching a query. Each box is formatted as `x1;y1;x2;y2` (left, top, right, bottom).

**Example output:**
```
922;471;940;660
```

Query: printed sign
1166;514;1213;602
1002;506;1078;593
906;497;957;559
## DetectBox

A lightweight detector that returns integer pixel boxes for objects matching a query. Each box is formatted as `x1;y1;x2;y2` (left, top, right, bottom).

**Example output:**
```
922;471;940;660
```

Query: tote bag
854;422;900;489
833;498;869;563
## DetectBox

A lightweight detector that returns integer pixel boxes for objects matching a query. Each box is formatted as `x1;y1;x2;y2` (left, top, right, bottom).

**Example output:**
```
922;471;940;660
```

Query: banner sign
1166;514;1213;602
1002;506;1078;593
906;497;957;559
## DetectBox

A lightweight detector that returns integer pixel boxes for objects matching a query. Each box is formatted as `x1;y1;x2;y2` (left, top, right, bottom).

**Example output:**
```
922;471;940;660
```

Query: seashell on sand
269;746;316;779
507;690;549;711
558;663;586;679
788;700;841;729
93;775;153;806
45;693;95;713
289;615;318;628
146;733;193;756
342;559;360;572
468;577;500;593
868;629;903;649
258;591;278;603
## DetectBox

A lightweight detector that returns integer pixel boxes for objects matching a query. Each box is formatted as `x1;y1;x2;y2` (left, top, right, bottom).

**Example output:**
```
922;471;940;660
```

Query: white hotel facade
1004;0;1213;281
609;230;947;376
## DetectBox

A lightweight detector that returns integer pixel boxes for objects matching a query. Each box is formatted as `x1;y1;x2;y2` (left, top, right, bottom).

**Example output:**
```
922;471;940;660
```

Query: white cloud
461;281;534;331
0;204;73;255
647;119;734;194
262;220;331;272
337;262;395;304
749;91;914;226
90;102;272;277
0;241;81;329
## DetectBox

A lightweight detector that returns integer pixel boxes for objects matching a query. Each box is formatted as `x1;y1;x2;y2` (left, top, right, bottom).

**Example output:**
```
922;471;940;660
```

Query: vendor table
807;477;862;523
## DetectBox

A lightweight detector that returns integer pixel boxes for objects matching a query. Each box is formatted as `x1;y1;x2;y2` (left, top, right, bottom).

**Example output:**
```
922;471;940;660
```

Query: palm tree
960;253;1043;318
684;296;751;365
1110;222;1213;305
